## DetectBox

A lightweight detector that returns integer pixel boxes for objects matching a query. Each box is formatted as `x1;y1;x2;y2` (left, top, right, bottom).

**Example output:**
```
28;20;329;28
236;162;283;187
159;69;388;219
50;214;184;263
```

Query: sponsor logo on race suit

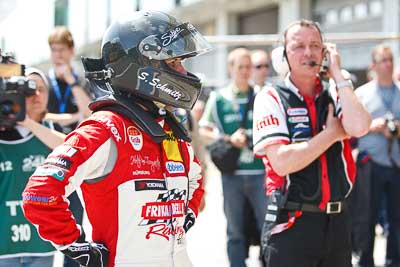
50;145;78;158
97;116;122;142
32;166;65;181
165;161;185;174
44;157;72;170
139;189;187;241
127;126;143;151
130;155;161;172
135;180;167;191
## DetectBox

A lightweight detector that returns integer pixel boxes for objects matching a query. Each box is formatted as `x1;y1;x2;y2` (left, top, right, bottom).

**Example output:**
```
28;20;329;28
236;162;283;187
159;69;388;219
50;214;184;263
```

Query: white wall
0;0;181;66
0;0;54;65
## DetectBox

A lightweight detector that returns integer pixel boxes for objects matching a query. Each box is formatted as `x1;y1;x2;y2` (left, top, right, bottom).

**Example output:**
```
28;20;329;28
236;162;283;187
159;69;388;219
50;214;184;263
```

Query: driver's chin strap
89;94;191;143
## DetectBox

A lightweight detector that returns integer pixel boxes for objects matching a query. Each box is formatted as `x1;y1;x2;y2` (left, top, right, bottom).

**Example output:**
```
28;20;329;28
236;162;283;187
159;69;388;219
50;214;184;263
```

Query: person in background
200;47;267;267
46;26;92;134
356;44;400;267
253;19;371;267
251;49;271;91
45;26;92;267
0;66;66;267
22;10;209;267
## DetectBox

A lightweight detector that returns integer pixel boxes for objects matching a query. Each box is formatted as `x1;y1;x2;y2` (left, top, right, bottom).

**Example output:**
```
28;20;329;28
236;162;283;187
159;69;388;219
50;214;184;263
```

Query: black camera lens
0;100;17;115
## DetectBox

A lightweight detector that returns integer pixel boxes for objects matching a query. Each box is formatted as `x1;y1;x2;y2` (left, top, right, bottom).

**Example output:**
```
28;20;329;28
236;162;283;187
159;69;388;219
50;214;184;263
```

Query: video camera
0;51;36;129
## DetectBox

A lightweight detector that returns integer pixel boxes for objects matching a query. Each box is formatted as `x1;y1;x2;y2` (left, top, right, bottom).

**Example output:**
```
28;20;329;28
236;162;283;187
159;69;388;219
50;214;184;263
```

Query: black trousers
262;209;352;267
358;161;400;267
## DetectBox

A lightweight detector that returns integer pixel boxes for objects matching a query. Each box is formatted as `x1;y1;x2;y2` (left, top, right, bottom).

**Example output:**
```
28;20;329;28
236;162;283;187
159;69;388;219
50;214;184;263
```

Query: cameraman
356;44;400;267
0;67;66;267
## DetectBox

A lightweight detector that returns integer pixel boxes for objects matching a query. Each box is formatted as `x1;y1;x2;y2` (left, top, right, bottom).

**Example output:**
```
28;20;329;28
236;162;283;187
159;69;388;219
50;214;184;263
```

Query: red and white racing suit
22;110;204;267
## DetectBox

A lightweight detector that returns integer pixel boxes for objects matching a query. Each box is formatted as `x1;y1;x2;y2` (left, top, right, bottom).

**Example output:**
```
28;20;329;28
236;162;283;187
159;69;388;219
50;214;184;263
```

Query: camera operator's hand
229;128;247;149
61;232;109;267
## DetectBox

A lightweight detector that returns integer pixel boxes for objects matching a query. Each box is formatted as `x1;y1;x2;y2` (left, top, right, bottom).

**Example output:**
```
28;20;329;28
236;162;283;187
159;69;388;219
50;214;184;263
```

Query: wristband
336;79;353;90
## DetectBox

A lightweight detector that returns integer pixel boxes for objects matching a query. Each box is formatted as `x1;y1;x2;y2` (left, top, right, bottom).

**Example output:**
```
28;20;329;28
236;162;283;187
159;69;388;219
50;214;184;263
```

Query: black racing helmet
83;10;212;110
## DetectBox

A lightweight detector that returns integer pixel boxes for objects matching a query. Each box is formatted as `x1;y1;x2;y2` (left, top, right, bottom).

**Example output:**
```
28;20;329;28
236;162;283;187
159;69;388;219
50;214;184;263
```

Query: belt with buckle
284;201;343;214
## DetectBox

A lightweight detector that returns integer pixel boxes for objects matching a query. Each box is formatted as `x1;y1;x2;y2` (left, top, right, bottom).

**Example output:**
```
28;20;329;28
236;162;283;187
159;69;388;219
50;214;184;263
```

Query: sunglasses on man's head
254;63;270;69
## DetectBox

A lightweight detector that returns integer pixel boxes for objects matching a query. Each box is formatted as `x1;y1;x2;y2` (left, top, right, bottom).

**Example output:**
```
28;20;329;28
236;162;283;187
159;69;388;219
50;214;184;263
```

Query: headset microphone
307;61;321;67
306;60;329;73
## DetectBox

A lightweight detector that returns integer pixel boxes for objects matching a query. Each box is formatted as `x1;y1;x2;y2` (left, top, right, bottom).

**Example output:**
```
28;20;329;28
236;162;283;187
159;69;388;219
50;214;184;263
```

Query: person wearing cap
0;67;66;267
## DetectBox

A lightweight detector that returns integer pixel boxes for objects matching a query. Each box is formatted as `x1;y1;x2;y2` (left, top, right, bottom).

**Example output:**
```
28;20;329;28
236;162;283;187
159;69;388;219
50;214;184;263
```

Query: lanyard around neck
48;69;77;113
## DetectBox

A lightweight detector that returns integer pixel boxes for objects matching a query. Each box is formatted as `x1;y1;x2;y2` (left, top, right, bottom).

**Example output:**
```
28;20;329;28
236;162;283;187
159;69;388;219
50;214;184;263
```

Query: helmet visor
139;23;212;60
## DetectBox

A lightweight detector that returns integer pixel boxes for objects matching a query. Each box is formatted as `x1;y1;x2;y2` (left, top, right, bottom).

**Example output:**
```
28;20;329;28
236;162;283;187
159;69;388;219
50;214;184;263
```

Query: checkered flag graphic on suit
139;188;187;226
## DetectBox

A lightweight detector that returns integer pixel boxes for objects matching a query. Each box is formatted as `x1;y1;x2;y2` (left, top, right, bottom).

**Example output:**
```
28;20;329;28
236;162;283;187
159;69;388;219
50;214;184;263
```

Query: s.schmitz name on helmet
138;70;183;100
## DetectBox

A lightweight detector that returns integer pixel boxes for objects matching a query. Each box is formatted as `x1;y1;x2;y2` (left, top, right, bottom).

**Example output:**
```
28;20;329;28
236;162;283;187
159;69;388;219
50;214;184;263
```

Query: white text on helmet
138;71;183;100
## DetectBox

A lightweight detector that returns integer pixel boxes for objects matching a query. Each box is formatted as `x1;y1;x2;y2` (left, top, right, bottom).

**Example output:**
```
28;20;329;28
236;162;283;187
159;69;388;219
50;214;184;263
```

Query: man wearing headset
252;19;371;266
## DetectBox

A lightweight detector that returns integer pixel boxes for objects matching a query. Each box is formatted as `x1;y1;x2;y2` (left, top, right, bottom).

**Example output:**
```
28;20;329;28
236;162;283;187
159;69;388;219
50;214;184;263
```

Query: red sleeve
22;120;111;248
183;141;204;217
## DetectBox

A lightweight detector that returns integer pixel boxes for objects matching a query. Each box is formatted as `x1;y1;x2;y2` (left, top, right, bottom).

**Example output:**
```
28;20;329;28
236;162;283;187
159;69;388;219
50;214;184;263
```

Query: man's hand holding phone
323;42;344;82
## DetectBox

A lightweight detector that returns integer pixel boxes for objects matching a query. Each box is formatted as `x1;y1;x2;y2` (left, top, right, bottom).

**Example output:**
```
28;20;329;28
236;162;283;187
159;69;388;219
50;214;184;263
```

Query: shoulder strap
89;95;190;143
240;86;255;128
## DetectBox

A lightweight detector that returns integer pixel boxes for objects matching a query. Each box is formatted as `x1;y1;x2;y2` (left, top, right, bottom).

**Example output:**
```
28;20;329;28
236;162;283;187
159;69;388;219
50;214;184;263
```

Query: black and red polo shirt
253;75;356;210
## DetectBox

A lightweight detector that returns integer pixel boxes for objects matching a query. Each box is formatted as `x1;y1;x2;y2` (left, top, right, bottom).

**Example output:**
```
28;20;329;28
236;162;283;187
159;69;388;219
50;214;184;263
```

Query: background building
0;0;399;87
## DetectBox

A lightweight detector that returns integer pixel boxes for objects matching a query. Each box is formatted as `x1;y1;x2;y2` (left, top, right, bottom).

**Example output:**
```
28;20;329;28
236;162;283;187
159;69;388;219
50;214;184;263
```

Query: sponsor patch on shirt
162;131;183;162
255;114;280;131
294;123;309;129
135;180;167;191
288;116;309;123
165;161;185;174
44;157;72;170
96;116;122;142
292;130;309;139
287;108;308;116
141;200;185;220
22;194;57;206
50;145;78;158
132;170;151;176
127;126;143;151
32;166;65;181
130;155;161;172
138;188;187;241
